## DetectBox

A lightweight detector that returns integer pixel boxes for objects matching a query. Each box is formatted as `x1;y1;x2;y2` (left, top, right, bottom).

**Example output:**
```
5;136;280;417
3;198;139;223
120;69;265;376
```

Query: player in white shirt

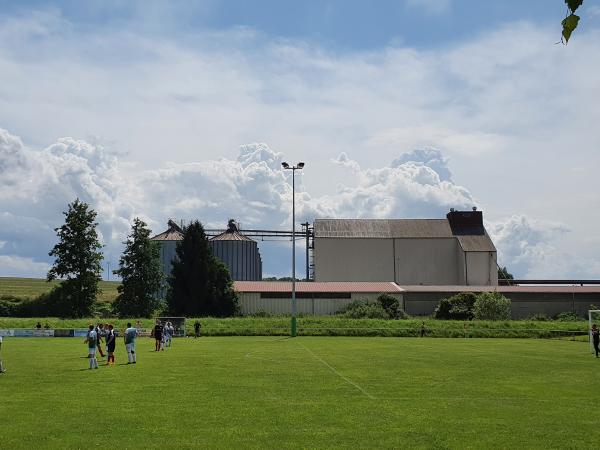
124;322;138;364
163;322;171;349
85;325;99;369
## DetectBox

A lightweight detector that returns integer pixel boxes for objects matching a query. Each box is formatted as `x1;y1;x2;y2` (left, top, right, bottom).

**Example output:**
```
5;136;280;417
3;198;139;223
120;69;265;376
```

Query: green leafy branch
561;0;583;44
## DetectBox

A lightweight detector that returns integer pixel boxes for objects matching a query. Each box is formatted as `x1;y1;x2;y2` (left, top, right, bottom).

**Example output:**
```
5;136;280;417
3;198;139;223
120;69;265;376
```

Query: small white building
313;210;497;286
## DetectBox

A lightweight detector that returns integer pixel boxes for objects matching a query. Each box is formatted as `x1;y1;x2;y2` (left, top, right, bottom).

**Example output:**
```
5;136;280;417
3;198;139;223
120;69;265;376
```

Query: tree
472;292;512;321
561;0;584;44
167;220;238;316
113;218;164;317
497;266;514;281
47;199;103;317
433;292;477;320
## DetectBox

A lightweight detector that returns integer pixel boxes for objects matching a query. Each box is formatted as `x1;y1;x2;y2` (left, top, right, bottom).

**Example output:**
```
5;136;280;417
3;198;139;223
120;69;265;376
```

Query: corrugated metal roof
314;219;452;238
400;285;600;293
234;281;404;293
211;231;255;242
456;234;496;252
314;218;496;252
150;228;183;241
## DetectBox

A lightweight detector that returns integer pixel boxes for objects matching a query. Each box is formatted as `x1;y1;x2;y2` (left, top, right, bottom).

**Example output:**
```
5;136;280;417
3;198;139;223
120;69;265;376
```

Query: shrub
250;309;272;318
434;292;477;320
92;301;113;318
528;313;549;321
472;292;511;321
337;300;389;319
377;294;408;319
554;311;580;321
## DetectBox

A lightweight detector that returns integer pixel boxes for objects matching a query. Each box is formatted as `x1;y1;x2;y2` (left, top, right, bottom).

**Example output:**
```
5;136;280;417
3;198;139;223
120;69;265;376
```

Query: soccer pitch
3;337;599;449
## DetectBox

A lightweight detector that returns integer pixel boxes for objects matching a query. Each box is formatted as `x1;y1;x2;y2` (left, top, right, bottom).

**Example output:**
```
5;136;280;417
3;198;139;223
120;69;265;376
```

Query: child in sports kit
124;322;138;364
105;324;116;366
85;325;99;369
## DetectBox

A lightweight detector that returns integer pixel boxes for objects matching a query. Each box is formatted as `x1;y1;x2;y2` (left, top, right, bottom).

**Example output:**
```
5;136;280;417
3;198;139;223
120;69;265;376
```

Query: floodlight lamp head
297;162;305;169
281;162;290;169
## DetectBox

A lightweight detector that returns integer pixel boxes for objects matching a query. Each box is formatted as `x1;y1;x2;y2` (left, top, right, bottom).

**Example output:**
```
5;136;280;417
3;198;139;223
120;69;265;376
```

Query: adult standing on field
124;322;137;364
95;323;105;358
152;319;164;352
85;325;99;369
194;320;201;338
105;324;116;366
592;324;600;358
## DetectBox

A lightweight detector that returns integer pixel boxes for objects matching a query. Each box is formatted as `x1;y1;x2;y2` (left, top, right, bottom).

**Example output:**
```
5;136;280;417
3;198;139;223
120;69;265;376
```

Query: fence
0;326;588;340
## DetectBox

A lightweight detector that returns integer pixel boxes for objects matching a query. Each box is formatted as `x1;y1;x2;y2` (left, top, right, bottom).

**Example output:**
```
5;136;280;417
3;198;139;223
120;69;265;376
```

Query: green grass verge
0;317;590;339
1;337;599;449
0;277;120;302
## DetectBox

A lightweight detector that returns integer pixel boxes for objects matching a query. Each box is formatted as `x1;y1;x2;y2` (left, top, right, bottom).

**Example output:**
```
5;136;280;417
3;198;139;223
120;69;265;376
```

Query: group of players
84;319;176;369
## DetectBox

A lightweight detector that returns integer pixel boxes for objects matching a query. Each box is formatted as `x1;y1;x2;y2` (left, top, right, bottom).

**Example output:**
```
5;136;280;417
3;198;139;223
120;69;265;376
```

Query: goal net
588;310;600;353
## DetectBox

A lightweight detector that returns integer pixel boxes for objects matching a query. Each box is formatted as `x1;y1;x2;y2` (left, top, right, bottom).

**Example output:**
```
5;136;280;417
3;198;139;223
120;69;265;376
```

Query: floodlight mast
282;161;305;337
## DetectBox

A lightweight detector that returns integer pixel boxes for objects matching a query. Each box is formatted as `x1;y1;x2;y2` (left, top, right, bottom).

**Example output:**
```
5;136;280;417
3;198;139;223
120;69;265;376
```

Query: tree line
45;199;237;318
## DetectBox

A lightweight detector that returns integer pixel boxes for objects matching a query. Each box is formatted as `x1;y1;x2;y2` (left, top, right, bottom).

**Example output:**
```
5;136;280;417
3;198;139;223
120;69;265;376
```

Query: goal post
588;310;600;353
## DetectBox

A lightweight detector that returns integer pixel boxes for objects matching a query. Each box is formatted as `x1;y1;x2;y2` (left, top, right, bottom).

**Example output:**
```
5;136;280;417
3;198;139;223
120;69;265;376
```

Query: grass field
2;337;599;449
0;277;121;302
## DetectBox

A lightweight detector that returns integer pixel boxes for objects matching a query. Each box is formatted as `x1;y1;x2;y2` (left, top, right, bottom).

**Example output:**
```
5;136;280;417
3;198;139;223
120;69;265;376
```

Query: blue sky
0;0;599;280
0;0;578;49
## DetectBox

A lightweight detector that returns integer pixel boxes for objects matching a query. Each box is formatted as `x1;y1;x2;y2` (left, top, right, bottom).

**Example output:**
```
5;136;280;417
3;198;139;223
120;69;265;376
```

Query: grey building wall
403;291;600;319
314;236;497;286
314;238;395;282
394;238;459;285
465;252;498;286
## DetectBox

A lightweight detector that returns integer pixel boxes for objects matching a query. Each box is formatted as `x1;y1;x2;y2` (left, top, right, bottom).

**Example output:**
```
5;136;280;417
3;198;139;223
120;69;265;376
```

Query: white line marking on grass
297;341;375;400
380;396;564;403
244;337;292;361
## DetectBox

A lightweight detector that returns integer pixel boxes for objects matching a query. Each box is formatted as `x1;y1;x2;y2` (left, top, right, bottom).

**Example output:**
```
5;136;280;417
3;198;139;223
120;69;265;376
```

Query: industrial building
234;281;402;315
150;211;599;318
233;281;600;318
151;219;262;282
313;209;497;286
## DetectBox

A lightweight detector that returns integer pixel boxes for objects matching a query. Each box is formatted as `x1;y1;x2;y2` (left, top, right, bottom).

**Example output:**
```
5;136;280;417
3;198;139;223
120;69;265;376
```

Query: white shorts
126;343;135;353
88;347;96;356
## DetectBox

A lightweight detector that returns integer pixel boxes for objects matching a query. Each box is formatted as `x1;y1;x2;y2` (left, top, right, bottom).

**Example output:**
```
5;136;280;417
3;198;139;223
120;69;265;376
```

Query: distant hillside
0;277;121;302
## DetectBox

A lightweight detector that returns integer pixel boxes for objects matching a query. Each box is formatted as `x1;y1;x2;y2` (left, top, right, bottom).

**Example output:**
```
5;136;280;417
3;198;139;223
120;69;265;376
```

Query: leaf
565;0;583;13
562;13;580;43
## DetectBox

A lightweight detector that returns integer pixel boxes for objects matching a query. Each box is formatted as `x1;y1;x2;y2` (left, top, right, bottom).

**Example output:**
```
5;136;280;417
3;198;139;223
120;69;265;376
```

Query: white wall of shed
237;292;403;315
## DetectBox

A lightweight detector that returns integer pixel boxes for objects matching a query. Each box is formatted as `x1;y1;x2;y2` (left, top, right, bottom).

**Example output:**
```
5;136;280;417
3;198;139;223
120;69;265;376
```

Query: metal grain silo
150;219;184;280
209;221;262;281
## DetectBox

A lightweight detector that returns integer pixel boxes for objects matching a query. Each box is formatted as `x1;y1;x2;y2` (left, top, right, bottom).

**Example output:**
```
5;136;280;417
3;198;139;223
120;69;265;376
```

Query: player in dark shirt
95;323;105;358
592;324;600;358
105;324;116;366
153;319;164;352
